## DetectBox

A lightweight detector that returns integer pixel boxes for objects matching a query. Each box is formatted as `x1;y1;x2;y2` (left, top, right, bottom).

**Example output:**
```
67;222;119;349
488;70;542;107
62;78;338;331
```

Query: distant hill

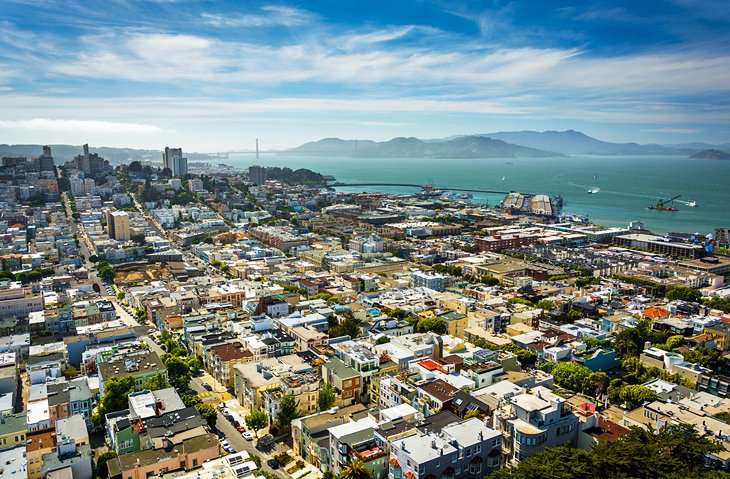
690;149;730;160
288;135;562;158
476;130;701;156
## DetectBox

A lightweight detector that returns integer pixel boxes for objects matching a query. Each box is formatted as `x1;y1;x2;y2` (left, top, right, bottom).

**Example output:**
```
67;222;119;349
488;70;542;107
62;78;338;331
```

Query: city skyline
1;0;729;151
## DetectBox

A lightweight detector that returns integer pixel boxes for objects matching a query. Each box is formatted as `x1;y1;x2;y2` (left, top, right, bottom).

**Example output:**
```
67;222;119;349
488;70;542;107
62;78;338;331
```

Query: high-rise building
33;145;55;172
248;165;267;185
162;147;187;177
106;210;131;241
172;156;188;177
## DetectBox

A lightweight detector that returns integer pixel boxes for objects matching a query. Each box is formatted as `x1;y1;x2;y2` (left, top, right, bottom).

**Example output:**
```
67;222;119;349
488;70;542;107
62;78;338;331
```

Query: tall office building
33;145;55;172
248;165;267;185
172;156;188;177
106;210;131;241
162;147;187;177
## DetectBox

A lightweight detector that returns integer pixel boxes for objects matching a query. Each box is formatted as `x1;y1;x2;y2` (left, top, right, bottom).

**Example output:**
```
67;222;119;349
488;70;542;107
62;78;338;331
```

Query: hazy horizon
1;0;729;151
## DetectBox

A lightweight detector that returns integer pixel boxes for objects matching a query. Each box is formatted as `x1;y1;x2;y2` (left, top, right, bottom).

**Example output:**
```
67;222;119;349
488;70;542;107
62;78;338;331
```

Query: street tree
245;409;269;437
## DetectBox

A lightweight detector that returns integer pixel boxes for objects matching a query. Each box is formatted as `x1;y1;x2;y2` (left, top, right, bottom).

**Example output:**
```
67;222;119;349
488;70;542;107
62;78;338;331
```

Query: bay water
227;154;729;235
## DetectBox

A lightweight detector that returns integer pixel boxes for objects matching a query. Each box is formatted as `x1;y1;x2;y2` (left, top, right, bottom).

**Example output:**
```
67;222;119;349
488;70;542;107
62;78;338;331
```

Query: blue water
227;154;730;235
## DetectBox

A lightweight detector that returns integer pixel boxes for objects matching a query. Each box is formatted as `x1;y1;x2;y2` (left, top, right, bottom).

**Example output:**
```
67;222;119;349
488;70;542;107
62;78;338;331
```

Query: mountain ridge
288;135;563;158
475;130;703;156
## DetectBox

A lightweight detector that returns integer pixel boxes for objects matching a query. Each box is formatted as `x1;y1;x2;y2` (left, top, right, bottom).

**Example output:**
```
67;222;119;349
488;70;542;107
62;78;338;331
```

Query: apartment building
492;386;579;464
388;418;502;479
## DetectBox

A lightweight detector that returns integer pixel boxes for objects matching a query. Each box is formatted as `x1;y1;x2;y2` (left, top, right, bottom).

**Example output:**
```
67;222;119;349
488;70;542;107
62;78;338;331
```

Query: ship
648;194;680;211
688;200;698;207
587;187;600;194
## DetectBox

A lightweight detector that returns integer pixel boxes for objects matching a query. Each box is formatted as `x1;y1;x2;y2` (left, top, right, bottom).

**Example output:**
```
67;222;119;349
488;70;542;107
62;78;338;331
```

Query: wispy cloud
0;118;163;133
201;5;313;27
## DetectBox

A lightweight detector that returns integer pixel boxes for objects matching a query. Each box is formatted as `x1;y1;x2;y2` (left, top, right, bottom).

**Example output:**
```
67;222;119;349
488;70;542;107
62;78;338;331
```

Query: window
466;448;472;457
193;459;198;467
475;445;481;453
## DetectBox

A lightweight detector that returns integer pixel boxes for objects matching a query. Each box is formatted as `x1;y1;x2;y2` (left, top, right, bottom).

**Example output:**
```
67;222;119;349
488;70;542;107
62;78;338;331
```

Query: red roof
417;358;449;374
642;307;670;318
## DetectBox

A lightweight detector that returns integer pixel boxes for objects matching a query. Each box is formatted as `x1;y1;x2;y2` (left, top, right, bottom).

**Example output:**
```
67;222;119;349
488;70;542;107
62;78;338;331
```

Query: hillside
690;149;730;160
288;135;562;158
478;130;699;156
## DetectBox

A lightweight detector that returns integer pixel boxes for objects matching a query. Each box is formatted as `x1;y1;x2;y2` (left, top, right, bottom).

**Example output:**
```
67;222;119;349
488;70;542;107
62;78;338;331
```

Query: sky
1;0;729;151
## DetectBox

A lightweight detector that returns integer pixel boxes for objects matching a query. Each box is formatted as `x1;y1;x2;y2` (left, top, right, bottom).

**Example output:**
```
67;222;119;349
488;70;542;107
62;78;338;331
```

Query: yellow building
26;430;55;479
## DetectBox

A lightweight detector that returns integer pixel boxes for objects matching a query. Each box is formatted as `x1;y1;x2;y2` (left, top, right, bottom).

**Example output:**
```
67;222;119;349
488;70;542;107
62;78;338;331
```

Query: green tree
665;287;702;303
93;376;136;425
141;372;170;391
163;355;191;390
96;450;118;479
665;335;686;350
704;296;730;313
551;362;594;393
619;384;658;405
319;382;337;411
683;347;723;371
586;372;609;397
536;300;557;311
492;424;724;479
181;394;203;407
245;409;269;437
195;403;218;428
186;356;202;373
97;261;116;282
339;459;374;479
416;316;448;334
329;318;361;339
277;392;300;429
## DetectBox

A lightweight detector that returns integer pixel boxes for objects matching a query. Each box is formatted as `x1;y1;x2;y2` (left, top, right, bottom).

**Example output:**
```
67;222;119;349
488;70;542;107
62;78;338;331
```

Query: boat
648;194;681;211
688;200;698;207
500;176;506;181
587;187;600;194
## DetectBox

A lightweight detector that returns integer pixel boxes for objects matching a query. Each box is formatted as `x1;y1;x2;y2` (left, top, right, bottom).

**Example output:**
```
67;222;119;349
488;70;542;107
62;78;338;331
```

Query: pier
329;182;531;196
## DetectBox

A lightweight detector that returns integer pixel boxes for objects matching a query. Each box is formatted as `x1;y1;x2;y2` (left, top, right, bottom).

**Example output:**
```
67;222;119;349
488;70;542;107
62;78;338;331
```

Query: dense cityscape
0;143;728;479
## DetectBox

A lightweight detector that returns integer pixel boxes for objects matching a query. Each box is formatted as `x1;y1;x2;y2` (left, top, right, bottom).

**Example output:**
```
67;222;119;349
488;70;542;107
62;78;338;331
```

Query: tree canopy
319;382;337;411
492;424;726;479
245;409;269;437
93;375;136;426
141;372;169;391
276;392;300;429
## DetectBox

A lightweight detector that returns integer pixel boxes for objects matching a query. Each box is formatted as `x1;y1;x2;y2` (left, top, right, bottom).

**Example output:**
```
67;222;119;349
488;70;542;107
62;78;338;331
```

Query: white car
242;432;253;441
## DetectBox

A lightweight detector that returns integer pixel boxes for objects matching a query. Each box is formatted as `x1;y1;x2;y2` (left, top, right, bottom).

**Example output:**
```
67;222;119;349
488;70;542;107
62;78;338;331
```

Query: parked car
266;459;279;470
242;432;253;441
257;434;275;450
202;382;213;391
236;425;246;433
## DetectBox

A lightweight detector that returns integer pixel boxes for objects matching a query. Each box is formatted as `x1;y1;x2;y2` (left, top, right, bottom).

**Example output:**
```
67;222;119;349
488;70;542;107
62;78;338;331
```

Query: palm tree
339;460;373;479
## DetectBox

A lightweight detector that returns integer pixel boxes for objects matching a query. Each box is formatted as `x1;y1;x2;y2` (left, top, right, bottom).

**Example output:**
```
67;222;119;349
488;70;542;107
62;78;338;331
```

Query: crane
648;194;681;211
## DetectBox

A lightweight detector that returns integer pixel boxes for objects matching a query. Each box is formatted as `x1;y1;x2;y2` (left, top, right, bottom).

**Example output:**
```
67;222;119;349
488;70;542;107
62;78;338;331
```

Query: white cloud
0;118;163;133
201;5;313;27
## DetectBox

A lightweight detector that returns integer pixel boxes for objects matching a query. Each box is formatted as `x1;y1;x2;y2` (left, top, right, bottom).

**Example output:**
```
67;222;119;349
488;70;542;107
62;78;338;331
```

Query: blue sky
1;0;729;151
